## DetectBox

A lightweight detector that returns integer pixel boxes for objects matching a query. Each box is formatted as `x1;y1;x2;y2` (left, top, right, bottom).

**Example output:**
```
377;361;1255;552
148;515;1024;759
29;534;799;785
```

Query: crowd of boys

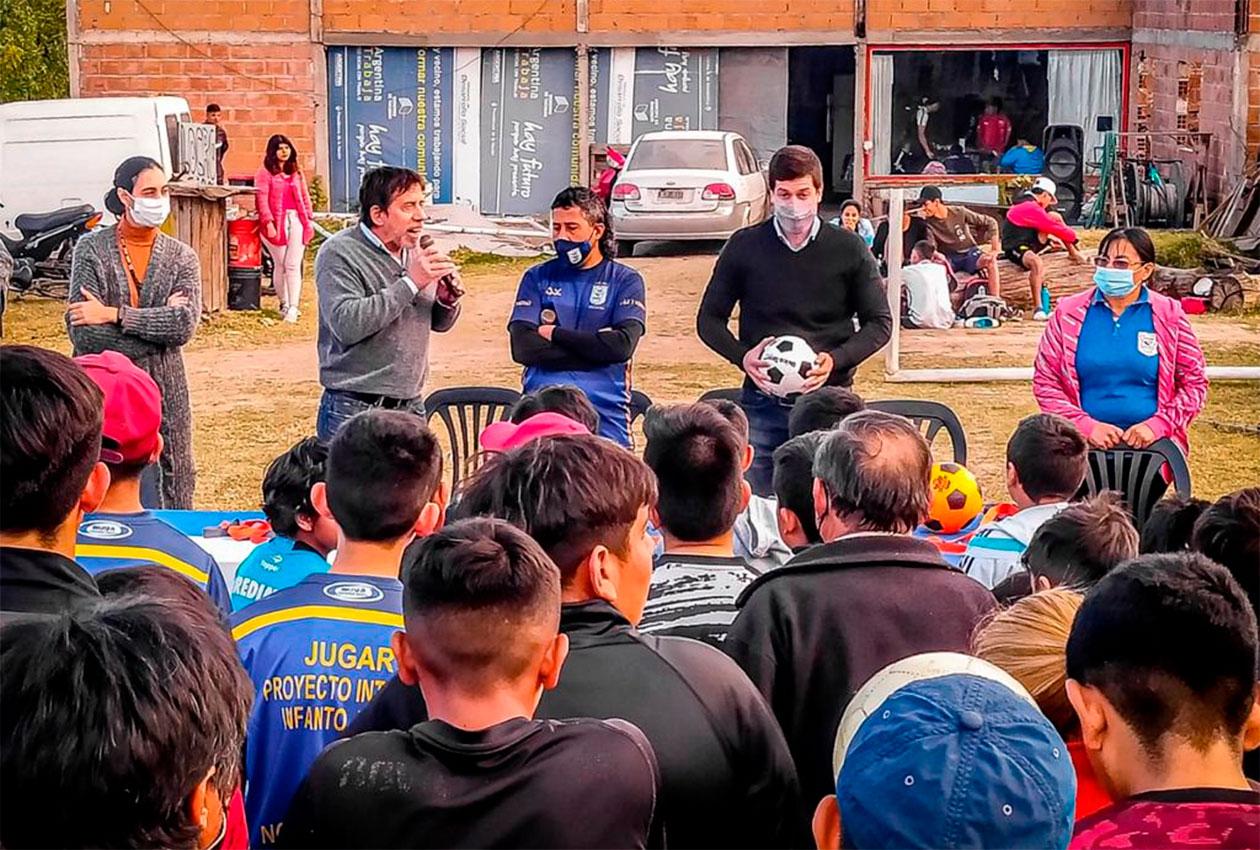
1;332;1258;847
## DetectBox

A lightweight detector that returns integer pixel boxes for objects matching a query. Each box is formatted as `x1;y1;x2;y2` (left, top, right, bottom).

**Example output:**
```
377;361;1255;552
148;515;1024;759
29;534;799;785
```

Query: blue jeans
316;389;426;444
741;387;793;497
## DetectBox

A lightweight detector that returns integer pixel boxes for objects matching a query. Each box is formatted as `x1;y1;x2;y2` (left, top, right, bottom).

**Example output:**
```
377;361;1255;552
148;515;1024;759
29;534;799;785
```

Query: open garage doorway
788;46;857;200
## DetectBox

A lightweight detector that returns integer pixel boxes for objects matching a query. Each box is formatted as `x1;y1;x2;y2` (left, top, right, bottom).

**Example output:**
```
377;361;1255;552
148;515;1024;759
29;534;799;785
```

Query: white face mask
773;198;818;226
129;195;170;228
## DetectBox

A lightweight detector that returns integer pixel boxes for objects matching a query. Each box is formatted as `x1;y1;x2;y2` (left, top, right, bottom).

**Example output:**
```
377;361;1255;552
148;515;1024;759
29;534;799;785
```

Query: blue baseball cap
837;672;1076;850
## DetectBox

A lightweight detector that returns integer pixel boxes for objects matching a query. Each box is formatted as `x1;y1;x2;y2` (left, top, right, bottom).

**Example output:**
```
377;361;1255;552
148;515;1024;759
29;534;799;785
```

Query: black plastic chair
1081;438;1192;530
867;399;968;466
424;387;521;492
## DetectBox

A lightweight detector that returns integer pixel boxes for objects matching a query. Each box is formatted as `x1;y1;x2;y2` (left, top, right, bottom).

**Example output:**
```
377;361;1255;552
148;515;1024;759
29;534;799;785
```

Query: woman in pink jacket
255;134;314;323
1033;227;1207;454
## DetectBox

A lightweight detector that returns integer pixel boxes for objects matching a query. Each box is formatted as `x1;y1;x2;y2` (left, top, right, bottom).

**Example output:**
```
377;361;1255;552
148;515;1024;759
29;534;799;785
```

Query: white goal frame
877;185;1260;383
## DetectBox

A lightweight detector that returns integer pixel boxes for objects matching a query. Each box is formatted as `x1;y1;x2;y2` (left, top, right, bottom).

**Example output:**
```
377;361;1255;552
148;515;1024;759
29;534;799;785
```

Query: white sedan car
609;130;768;257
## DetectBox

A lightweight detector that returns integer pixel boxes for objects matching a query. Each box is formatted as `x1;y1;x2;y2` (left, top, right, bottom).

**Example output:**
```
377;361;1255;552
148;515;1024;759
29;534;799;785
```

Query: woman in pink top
1033;227;1207;454
255;134;314;323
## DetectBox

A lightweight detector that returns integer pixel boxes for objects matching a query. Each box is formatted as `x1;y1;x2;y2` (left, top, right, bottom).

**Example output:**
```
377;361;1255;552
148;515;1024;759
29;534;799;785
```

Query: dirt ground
6;241;1258;508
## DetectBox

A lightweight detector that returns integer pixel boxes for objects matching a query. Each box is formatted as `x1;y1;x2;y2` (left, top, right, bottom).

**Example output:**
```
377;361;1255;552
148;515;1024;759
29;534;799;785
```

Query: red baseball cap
75;351;162;465
480;412;591;453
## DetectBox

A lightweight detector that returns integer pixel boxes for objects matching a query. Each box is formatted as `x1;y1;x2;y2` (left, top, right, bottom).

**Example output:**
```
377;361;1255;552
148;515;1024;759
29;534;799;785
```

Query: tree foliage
0;0;70;102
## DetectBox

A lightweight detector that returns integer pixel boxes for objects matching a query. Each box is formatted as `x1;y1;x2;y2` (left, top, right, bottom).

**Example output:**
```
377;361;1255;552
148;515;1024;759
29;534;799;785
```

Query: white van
0;96;190;235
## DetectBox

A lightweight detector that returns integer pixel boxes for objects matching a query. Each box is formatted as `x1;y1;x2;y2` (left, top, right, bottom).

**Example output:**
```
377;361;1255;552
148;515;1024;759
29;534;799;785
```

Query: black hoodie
348;600;809;850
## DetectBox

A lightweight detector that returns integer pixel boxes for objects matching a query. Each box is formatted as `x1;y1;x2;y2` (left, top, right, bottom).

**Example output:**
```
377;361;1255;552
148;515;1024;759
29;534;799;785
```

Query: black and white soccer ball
761;335;817;398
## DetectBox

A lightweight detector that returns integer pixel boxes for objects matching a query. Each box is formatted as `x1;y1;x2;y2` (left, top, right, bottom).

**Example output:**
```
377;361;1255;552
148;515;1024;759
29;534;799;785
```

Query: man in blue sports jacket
508;186;646;447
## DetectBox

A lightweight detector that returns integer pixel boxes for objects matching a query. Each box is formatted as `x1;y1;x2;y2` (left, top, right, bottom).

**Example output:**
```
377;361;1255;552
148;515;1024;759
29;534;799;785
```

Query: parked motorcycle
0;202;102;298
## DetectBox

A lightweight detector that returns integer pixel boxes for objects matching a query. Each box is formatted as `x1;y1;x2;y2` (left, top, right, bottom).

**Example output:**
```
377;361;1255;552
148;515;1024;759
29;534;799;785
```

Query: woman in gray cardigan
66;156;201;509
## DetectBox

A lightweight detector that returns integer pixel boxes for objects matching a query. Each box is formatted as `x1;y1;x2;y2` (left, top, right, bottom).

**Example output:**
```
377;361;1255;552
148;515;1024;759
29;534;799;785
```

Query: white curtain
1047;49;1122;165
871;53;894;174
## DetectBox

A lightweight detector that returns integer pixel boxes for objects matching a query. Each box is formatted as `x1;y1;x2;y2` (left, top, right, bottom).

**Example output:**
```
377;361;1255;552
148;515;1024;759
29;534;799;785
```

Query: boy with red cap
73;351;231;613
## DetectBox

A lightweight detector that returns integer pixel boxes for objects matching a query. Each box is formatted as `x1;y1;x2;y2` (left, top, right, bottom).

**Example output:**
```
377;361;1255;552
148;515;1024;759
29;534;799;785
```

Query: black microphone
418;234;464;300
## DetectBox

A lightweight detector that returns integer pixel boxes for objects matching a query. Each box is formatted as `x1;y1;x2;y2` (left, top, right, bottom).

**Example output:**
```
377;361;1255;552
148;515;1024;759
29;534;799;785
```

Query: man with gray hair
724;410;997;804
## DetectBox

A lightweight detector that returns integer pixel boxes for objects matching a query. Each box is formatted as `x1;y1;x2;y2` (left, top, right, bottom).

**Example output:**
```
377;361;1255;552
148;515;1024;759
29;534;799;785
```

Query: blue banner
327;47;453;211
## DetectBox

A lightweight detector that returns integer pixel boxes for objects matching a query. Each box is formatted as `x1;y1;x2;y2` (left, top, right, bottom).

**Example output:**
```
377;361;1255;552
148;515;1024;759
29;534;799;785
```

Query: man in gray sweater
314;166;463;442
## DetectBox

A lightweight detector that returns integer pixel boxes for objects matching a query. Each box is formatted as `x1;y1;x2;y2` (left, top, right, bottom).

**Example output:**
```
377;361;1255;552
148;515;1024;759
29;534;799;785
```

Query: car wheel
616;239;637;258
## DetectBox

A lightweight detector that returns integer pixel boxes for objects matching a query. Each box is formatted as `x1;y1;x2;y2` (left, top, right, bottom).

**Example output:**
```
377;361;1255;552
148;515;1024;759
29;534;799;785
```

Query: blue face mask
554;238;592;267
1094;266;1138;298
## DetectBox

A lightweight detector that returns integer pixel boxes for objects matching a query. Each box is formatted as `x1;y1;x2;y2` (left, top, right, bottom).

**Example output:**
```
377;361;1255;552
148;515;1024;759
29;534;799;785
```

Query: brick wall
866;0;1130;31
1129;44;1240;199
587;0;855;34
78;0;310;32
78;40;318;179
1132;0;1237;32
1249;49;1260;162
323;0;574;35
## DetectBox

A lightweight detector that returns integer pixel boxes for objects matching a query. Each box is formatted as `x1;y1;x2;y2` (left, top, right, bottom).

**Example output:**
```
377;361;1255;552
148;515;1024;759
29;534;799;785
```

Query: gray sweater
66;226;201;509
314;225;460;399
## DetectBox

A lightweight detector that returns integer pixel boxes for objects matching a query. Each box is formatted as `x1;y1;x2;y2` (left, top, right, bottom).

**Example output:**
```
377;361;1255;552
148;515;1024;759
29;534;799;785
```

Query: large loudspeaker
1043;124;1085;224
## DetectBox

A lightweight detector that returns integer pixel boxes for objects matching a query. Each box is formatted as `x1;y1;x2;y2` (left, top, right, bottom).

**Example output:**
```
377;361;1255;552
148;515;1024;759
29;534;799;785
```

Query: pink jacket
1006;200;1078;244
255;166;314;246
1033;288;1208;452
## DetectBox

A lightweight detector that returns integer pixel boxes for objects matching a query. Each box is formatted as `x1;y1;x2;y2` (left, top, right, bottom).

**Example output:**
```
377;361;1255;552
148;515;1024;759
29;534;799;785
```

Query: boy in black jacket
726;411;997;805
349;435;806;849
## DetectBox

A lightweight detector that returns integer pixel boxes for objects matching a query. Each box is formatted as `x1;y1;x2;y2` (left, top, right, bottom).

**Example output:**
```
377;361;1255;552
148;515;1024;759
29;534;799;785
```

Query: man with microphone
314;166;463;442
697;146;891;495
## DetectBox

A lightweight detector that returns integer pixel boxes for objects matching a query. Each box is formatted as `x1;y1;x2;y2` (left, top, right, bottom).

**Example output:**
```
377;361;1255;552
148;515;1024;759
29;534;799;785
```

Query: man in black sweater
696;146;891;495
724;411;997;805
348;435;806;850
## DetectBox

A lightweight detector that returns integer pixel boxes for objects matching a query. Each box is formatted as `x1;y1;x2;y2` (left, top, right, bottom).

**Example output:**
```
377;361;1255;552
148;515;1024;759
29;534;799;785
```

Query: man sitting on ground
961;413;1088;590
351;434;806;850
281;520;663;849
772;432;826;554
0;592;252;849
725;410;998;803
1002;177;1086;320
231;437;339;611
508;384;600;434
0;345;110;621
232;410;447;847
916;186;1003;297
1067;553;1260;848
639;404;758;646
72;352;231;613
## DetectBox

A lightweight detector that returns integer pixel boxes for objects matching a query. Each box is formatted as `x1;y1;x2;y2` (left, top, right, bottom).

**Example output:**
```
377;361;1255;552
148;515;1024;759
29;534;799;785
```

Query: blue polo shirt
231;573;403;846
510;257;647;446
1075;288;1159;430
76;511;231;614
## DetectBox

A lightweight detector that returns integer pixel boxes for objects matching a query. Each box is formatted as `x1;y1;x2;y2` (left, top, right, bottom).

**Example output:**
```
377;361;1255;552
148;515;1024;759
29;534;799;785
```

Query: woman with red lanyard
66;156;201;509
255;134;314;323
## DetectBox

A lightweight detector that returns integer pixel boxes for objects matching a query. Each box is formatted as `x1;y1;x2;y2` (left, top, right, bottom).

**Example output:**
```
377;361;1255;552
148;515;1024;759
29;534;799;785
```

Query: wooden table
168;182;256;314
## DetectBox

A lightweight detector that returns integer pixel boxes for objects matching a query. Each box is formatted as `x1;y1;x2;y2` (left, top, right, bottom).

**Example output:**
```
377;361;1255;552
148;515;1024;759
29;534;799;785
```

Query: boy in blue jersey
73;352;231;614
231;409;447;847
508;186;647;446
231;438;339;611
281;519;664;849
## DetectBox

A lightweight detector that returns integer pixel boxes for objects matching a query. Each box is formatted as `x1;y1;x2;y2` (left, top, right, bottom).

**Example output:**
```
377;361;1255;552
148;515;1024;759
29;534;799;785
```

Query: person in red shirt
1067;552;1260;849
976;98;1013;165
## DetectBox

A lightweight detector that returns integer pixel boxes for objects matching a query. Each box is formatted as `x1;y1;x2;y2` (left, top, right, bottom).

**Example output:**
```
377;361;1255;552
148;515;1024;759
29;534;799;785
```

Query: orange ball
925;462;984;534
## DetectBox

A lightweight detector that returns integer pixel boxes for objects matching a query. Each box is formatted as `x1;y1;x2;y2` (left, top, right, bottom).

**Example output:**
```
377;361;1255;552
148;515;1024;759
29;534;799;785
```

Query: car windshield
630;139;727;171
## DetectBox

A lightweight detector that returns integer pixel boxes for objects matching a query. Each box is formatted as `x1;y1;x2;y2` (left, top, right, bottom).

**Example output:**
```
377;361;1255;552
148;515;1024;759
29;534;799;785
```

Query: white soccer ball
761;335;818;398
832;652;1036;779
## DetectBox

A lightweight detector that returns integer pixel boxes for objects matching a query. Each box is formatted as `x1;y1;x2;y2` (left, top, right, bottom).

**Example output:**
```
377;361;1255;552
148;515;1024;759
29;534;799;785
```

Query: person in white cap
1002;177;1087;320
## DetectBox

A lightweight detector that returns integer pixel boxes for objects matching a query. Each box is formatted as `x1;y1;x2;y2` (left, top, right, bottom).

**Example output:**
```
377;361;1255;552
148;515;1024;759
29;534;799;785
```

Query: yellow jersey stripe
76;544;209;585
232;605;404;641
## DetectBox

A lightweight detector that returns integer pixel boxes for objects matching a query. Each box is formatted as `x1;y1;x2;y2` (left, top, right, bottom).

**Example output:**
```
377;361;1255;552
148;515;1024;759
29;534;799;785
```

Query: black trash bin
228;266;261;311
